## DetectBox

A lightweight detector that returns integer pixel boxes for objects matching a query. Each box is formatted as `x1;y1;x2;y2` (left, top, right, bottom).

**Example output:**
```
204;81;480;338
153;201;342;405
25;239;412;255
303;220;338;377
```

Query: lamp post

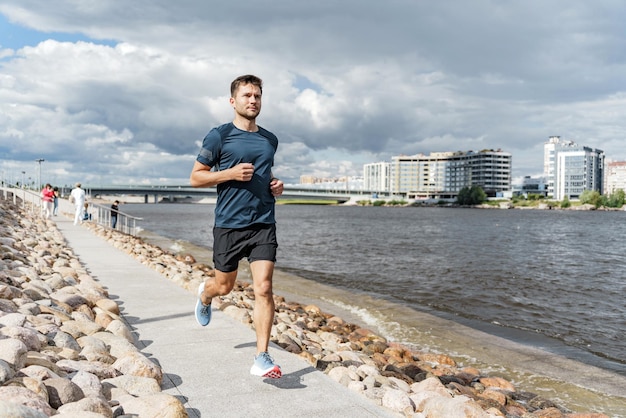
35;158;45;192
21;171;26;207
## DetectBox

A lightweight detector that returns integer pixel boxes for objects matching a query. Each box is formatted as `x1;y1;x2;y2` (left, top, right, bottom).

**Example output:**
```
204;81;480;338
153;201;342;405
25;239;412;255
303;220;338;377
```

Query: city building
604;160;626;195
299;175;317;185
390;149;512;200
363;162;390;195
512;176;548;197
298;175;363;191
543;136;604;200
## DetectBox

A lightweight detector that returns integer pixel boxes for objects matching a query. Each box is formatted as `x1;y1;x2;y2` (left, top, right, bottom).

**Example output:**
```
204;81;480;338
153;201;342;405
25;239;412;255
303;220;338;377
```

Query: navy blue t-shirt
196;122;278;228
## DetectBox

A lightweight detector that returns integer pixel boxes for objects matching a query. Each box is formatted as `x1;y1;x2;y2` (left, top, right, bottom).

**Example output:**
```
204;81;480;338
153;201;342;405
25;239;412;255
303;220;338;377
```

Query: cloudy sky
1;1;625;188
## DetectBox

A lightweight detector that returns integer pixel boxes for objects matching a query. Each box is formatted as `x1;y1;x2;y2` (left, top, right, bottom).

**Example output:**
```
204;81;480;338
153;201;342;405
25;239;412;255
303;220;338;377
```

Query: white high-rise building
544;136;604;200
363;162;390;193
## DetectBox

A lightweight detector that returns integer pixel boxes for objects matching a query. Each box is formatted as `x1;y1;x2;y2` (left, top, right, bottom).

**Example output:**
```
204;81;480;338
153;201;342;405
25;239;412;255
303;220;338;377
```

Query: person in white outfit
69;183;86;225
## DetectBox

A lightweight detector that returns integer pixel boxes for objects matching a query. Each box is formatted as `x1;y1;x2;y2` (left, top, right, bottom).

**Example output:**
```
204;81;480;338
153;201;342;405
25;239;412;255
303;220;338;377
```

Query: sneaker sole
250;365;282;379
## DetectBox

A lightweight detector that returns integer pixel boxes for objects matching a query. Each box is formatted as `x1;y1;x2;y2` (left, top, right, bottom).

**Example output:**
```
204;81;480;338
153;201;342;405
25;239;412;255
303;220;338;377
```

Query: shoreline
135;229;626;416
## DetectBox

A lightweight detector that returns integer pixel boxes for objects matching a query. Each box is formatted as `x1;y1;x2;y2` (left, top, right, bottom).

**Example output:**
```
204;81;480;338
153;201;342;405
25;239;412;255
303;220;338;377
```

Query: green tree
579;189;602;207
457;186;487;205
608;189;625;208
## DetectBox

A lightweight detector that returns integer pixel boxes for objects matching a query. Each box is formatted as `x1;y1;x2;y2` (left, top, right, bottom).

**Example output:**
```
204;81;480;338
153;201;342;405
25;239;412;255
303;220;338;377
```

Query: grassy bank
276;199;338;205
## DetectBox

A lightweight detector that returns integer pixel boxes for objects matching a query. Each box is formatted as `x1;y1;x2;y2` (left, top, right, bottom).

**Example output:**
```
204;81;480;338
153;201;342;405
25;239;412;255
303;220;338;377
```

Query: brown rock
531;407;564;418
479;389;506;406
419;352;456;367
298;351;317;366
303;304;321;314
505;403;528;416
95;298;120;315
462;366;481;375
479;376;515;392
94;311;114;328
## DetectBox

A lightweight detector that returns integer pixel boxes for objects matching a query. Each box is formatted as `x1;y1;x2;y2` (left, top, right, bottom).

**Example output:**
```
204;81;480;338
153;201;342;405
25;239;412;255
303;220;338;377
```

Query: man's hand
230;163;255;181
270;178;284;197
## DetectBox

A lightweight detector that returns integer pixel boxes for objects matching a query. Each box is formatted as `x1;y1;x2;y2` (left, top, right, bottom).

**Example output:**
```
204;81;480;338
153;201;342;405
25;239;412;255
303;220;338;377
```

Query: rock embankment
83;221;609;418
0;199;187;417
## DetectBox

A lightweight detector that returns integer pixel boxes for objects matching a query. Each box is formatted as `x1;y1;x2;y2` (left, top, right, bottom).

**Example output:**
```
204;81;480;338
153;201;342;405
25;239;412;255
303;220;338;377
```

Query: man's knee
253;279;273;298
215;282;235;296
213;271;237;295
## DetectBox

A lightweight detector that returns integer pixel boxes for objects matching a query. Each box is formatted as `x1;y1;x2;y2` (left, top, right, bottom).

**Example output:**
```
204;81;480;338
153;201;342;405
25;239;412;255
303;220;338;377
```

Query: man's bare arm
190;160;255;188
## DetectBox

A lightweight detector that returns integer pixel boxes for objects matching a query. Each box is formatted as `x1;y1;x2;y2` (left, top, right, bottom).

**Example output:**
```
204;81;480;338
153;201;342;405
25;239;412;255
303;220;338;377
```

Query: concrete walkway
54;216;398;418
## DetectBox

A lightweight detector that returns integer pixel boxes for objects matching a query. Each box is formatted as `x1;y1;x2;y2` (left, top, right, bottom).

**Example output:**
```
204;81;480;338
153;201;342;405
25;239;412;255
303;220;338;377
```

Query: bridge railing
0;186;142;236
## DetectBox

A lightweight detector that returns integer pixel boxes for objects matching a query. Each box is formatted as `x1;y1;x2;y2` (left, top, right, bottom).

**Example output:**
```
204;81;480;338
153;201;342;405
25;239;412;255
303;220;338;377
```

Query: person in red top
41;183;55;219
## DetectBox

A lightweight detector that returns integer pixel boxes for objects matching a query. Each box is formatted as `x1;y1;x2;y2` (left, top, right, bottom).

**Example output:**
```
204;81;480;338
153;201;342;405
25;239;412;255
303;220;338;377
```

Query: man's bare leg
248;260;281;378
249;260;275;354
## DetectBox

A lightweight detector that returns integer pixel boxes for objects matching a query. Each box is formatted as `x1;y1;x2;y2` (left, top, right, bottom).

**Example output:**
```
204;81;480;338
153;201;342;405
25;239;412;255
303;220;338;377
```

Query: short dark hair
230;74;263;97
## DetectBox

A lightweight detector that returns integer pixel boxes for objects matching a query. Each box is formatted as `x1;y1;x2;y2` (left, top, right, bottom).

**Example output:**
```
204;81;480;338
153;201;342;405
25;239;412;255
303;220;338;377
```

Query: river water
122;203;626;414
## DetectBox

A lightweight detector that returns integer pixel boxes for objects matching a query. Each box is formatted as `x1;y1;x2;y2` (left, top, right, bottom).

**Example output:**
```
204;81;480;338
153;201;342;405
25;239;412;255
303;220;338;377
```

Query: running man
190;74;284;378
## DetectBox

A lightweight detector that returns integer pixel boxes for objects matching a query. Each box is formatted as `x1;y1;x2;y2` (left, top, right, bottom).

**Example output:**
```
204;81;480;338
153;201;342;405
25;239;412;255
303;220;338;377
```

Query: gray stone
0;312;27;327
0;359;14;384
0;337;28;369
102;375;161;397
381;388;415;415
0;400;48;418
56;396;113;418
56;359;120;380
0;386;55;416
44;377;86;409
116;393;187;418
71;370;104;399
112;351;163;384
53;330;82;351
0;326;42;351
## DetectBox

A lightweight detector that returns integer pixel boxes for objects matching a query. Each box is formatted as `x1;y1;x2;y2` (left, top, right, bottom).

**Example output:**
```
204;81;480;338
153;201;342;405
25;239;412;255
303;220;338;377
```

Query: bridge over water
78;185;393;204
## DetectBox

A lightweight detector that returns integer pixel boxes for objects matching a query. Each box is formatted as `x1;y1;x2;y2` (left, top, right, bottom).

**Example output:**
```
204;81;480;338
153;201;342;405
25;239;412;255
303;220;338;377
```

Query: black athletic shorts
212;223;278;272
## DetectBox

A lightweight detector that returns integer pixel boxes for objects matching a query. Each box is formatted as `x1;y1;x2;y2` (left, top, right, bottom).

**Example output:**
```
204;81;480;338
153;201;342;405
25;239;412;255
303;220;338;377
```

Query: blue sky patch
293;73;323;93
0;14;116;49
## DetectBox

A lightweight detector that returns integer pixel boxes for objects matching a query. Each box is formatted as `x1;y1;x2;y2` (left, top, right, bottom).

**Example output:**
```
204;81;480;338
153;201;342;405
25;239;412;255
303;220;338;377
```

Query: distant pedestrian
40;183;55;219
69;183;86;225
111;200;120;229
52;186;59;216
190;74;284;378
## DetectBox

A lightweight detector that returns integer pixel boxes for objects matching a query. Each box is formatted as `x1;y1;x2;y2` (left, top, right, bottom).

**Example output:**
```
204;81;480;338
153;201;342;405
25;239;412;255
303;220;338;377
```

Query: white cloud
1;0;626;187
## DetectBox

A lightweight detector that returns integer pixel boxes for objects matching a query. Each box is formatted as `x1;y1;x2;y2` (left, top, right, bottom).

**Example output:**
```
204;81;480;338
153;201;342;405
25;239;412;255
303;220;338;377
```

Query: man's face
230;83;262;120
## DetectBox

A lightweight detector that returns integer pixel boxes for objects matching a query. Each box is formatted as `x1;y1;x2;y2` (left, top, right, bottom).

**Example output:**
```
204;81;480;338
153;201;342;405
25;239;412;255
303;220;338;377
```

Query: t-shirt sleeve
196;128;222;168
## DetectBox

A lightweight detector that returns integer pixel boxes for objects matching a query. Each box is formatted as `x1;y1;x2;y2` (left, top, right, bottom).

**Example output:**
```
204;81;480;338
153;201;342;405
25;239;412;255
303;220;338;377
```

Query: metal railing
0;186;143;236
0;186;42;214
87;201;142;236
